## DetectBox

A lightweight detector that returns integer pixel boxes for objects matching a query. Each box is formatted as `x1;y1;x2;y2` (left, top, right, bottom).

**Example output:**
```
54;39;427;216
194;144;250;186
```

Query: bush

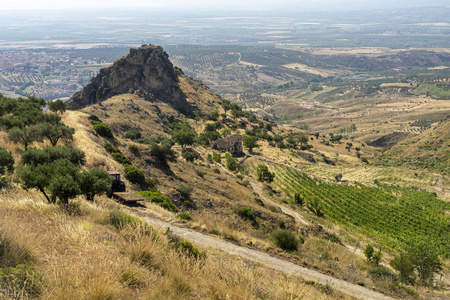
271;229;299;251
91;120;114;138
108;210;142;230
159;201;178;213
138;190;178;213
108;210;158;237
178;184;193;200
182;150;199;162
0;147;14;174
128;144;139;154
256;164;274;183
177;212;193;221
0;265;42;298
225;154;238;171
124;165;146;186
368;266;397;281
294;193;304;206
238;207;256;222
103;142;120;154
149;141;174;163
390;253;416;285
0;176;8;189
112;152;132;165
307;198;324;217
212;153;221;163
125;130;142;141
176;241;206;259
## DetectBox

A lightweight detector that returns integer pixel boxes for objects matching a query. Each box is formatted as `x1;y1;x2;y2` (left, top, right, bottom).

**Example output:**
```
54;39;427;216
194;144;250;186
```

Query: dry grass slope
0;186;345;300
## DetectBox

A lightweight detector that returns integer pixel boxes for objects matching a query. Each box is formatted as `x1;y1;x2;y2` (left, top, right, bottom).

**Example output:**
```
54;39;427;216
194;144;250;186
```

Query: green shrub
128;144;139;154
176;241;206;259
159;201;178;213
182;150;199;162
177;212;193;221
213;168;220;174
0;176;8;189
368;266;397;281
256;164;274;183
138;190;168;203
125;130;142;141
0;265;42;298
108;210;140;229
138;190;178;213
124;165;146;186
212;153;221;163
178;184;193;200
91;120;114;138
108;210;157;237
238;207;256;222
294;193;304;206
0;147;14;175
103;142;120;154
225;154;238;171
112;152;132;165
271;229;299;251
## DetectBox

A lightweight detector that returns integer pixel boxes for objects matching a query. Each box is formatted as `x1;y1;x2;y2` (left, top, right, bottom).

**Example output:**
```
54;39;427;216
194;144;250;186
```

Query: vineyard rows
274;166;450;257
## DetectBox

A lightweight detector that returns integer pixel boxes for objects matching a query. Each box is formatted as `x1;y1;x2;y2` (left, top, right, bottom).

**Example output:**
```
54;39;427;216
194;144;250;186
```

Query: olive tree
78;168;112;201
47;99;67;115
0;147;14;174
256;164;274;183
243;135;259;153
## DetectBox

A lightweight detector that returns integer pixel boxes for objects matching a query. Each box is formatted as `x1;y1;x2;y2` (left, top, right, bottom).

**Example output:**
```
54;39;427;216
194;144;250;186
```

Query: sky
1;0;448;11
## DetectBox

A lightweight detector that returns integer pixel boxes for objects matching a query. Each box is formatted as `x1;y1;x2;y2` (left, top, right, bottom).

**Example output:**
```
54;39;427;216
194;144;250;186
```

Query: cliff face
68;45;193;113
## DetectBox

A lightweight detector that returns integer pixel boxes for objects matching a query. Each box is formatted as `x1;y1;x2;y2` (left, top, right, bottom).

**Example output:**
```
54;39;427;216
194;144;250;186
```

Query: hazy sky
1;0;448;10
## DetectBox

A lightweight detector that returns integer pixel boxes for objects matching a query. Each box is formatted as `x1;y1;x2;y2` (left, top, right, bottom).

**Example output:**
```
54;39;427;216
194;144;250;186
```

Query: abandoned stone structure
212;134;243;155
298;151;314;162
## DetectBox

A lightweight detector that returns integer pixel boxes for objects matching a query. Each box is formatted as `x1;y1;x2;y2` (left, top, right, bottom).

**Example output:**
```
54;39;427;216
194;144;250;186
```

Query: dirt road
129;209;393;300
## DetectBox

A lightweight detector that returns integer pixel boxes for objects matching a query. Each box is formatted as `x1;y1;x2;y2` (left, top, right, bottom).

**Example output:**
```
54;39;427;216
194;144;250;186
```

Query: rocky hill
68;44;220;116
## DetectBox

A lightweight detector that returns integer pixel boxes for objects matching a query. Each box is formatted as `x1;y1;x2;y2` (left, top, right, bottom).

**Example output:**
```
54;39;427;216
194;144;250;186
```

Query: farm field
272;166;450;257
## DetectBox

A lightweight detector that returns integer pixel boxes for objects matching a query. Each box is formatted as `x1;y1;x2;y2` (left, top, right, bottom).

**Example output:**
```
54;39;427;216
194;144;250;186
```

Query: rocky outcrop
68;45;193;113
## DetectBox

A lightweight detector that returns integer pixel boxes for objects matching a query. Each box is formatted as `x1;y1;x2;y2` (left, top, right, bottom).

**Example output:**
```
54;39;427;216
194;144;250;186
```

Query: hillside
68;44;221;117
1;44;449;300
384;115;450;174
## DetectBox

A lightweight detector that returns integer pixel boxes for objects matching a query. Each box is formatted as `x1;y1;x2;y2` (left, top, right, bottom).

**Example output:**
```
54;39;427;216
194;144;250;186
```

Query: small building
298;151;314;162
212;134;243;156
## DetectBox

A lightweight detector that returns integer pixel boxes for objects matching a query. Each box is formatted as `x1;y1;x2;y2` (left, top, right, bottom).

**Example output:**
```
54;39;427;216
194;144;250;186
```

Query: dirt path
249;179;311;226
129;209;393;300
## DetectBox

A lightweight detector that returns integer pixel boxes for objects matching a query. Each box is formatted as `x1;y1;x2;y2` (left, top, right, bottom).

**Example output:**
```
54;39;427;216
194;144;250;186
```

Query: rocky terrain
68;45;217;117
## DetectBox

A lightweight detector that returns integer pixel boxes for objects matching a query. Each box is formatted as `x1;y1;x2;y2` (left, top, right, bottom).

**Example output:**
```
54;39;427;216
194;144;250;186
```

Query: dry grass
0;186;348;300
62;110;125;171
